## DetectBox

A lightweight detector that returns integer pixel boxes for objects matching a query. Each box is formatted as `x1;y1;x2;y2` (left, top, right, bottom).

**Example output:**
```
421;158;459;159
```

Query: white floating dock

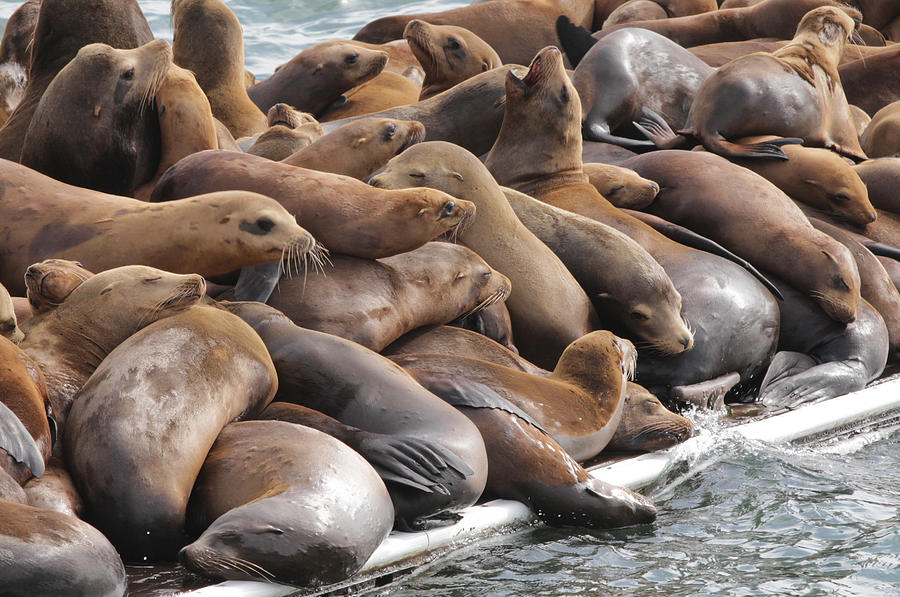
183;375;900;597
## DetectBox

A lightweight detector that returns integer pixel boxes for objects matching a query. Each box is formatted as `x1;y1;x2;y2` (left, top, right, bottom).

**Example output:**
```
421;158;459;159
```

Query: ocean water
1;2;898;596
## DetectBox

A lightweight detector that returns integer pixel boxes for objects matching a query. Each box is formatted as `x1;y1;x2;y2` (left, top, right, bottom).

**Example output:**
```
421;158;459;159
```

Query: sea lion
65;305;278;562
283;117;425;180
0;0;40;125
348;39;422;75
321;65;520;156
265;242;511;353
24;259;94;313
0;500;127;597
848;105;871;137
0;282;24;344
0;160;316;296
134;63;219;199
571;27;713;148
23;456;84;519
353;0;594;66
222;301;489;530
582;162;659;208
20;40;169;196
369;141;601;368
19;266;207;431
0;0;154;162
878;256;900;292
181;421;394;586
853;158;900;215
403;20;502;100
603;0;667;26
246;40;388;116
839;45;900;117
593;0;718;28
859;100;900;158
172;0;267;138
151;150;472;260
677;6;866;160
622;149;862;323
317;70;421;121
245;104;324;161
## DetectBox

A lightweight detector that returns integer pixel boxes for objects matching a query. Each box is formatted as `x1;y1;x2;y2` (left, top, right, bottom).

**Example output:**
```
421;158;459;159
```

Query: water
1;2;898;596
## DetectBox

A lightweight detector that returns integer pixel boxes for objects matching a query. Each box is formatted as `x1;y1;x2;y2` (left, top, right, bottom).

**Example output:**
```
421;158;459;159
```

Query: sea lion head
609;384;693;452
25;260;94;313
266;103;320;132
272;41;388;100
796;148;876;226
172;0;247;90
0;282;24;344
806;237;861;324
371;140;494;196
333;117;425;177
404;20;502;98
793;6;861;66
552;330;636;392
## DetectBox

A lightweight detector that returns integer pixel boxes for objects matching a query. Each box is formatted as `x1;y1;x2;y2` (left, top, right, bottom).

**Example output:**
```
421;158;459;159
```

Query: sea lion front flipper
633;107;689;150
357;434;474;495
233;261;282;303
0;400;45;478
555;15;597;68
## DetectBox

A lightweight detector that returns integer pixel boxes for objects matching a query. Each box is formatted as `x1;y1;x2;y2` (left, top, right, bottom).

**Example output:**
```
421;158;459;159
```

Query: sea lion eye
630;311;649;321
256;217;275;232
834;276;850;290
122;67;135;80
143;277;162;284
441;201;456;217
829;193;850;202
384;123;396;140
409;172;425;179
482;61;490;72
345;53;359;65
560;86;569;103
447;38;460;50
75;262;84;267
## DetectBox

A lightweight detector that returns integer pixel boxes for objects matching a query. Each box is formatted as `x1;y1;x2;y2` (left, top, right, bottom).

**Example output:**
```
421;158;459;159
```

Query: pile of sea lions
0;0;898;593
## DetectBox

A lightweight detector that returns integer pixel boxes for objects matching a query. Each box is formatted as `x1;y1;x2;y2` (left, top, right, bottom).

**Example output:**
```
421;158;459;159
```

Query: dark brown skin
593;0;718;29
283;117;425;180
860;101;900;158
0;0;154;162
172;0;266;138
20;40;170;196
854;158;900;215
65;306;278;562
318;70;421;121
181;421;394;586
265;242;511;353
403;20;502;100
151;150;471;259
353;0;594;65
839;45;900;116
247;41;388;116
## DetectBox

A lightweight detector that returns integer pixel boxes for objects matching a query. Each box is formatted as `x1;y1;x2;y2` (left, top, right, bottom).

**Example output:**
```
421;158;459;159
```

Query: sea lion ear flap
822;250;835;262
818;20;843;46
352;136;368;148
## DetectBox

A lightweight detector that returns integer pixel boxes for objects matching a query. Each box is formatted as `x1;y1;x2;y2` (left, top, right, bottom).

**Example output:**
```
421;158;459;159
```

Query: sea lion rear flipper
233;261;282;303
0;400;45;478
584;121;656;148
633;107;689;150
703;134;803;160
555;15;597;68
670;372;741;410
759;358;866;409
623;210;785;300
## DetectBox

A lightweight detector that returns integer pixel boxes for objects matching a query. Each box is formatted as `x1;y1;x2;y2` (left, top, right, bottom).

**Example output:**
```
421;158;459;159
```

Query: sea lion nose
680;336;693;351
24;266;38;278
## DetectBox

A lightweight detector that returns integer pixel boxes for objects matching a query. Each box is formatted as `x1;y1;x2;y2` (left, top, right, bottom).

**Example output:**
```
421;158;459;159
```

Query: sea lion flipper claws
357;434;472;495
0;400;45;478
233;261;283;303
705;135;802;160
633;107;686;150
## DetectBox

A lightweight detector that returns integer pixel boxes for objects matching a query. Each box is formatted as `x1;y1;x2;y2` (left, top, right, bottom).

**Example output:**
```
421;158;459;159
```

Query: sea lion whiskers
137;43;173;115
218;554;276;582
135;277;205;330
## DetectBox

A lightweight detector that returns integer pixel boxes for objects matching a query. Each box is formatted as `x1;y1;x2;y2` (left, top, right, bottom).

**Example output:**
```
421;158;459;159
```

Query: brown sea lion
24;259;93;313
65;305;277;562
19;266;206;430
859;100;900;158
265;242;511;353
0;161;315;296
0;282;24;344
348;39;422;75
582;140;637;164
603;0;667;26
684;7;865;160
134;64;219;199
180;420;394;586
317;70;421;121
0;0;40;125
839;45;900;117
593;0;717;28
283;117;424;180
247;40;388;116
151;150;471;259
353;0;594;66
369;141;601;368
223;301;489;530
172;0;267;138
582;162;659;208
0;0;154;162
403;20;502;100
848;104;871;137
22;456;83;518
244;104;323;161
19;40;169;196
854;157;900;215
878;256;900;291
0;500;127;597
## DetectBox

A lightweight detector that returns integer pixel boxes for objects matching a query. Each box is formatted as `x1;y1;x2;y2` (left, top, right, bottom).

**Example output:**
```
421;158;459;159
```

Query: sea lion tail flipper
703;134;803;160
633;107;688;150
233;261;283;303
555;15;597;68
670;372;741;410
0;400;45;478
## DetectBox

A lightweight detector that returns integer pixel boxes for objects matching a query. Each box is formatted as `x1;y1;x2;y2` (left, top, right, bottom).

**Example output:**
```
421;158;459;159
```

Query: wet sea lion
0;282;24;344
0;336;50;485
317;70;421;121
839;45;900;117
265;242;511;353
223;301;489;530
151;150;471;260
0;161;315;296
22;456;84;519
0;500;127;597
0;0;154;162
24;259;93;313
247;41;388;116
65;305;278;562
582;162;659;209
677;6;866;160
19;266;207;430
283;117;424;180
172;0;266;138
853;158;900;215
571;27;713;147
403;20;502;100
859;100;900;158
20;40;169;196
370;141;600;368
181;421;394;586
